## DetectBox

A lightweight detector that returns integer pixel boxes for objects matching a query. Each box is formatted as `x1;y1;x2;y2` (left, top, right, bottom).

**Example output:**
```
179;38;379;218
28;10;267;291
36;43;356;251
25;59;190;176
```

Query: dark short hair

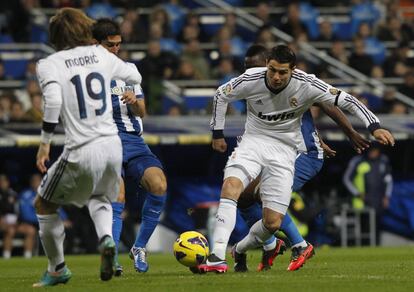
244;44;268;69
268;45;296;69
92;18;121;42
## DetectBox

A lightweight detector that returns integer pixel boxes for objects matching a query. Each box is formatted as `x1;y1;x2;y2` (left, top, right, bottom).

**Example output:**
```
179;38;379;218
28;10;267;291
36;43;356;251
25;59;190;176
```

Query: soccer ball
173;231;209;267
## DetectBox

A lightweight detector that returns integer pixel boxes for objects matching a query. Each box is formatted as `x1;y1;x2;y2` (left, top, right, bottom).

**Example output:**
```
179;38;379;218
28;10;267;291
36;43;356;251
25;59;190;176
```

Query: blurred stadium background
1;0;414;259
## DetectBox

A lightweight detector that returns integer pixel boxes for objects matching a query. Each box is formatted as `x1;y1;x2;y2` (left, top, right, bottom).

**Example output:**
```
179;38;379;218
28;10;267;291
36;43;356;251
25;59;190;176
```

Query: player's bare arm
315;101;370;153
121;91;146;118
36;143;50;174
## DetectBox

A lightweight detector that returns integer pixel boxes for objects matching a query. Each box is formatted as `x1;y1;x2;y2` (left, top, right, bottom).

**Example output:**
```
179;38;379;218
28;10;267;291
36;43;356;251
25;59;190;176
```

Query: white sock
24;250;32;259
211;198;237;260
37;214;65;273
263;237;277;251
3;250;11;259
88;195;113;241
236;220;272;254
292;240;307;249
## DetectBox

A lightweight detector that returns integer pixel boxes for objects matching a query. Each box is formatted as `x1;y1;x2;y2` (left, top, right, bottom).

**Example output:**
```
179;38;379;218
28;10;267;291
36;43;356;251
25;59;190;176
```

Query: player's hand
36;143;50;173
348;130;370;154
212;138;227;153
373;129;395;146
320;140;336;158
121;91;137;105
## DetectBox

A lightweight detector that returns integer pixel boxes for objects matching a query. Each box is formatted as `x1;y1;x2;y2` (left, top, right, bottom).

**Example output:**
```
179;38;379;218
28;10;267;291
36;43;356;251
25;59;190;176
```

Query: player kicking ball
197;45;394;273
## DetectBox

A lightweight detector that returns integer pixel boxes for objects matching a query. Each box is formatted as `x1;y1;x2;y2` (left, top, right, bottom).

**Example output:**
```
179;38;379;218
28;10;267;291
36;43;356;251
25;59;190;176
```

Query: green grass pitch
0;247;413;291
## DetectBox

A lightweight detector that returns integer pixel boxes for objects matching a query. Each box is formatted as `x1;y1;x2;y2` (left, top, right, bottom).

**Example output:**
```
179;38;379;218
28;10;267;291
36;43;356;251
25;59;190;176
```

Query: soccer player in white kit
197;45;394;273
32;8;141;286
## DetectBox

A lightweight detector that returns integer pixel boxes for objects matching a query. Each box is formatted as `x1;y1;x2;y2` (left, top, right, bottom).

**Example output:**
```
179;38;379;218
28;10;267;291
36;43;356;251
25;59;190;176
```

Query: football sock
239;203;277;251
134;193;166;248
292;240;308;249
211;198;237;260
239;203;262;228
236;219;272;254
263;236;277;251
37;213;65;273
112;202;124;252
88;195;113;240
280;213;304;246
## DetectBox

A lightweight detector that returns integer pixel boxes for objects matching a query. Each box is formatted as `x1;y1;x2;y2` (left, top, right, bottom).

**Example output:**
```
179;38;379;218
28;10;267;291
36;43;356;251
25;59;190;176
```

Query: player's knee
221;178;244;201
148;175;167;195
262;212;283;233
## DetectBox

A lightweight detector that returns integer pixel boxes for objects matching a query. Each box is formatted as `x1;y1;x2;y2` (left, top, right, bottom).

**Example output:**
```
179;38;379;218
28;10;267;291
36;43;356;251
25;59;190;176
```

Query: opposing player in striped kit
34;8;141;286
92;19;167;275
198;45;394;273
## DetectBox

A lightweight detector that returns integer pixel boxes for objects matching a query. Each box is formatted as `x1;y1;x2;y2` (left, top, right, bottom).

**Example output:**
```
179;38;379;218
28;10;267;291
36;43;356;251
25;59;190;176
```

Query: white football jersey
211;67;380;148
37;45;142;149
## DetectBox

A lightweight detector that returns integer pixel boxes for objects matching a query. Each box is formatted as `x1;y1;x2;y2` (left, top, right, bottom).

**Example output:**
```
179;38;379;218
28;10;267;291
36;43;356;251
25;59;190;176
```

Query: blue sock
280;213;304;245
240;203;276;246
134;193;166;248
239;203;262;228
112;202;125;254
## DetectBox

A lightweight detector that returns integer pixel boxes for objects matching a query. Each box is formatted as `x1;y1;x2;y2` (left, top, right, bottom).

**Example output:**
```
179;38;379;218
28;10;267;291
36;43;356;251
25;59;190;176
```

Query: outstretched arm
316;102;370;154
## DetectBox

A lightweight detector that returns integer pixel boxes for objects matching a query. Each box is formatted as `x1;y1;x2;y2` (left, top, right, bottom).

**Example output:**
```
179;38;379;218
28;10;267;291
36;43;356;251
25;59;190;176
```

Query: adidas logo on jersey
255;99;263;105
258;111;295;121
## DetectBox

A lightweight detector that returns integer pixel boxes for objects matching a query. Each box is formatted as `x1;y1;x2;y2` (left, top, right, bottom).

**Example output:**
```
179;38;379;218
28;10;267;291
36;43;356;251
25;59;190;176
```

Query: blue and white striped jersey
111;79;144;135
298;110;324;159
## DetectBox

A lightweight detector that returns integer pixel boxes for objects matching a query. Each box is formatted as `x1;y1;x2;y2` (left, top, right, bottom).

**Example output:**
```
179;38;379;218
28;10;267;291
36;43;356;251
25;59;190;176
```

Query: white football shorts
38;135;122;207
224;134;296;215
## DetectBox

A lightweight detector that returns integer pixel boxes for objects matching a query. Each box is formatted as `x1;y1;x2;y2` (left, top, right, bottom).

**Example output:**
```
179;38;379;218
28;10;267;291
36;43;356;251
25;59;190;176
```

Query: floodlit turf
0;247;413;291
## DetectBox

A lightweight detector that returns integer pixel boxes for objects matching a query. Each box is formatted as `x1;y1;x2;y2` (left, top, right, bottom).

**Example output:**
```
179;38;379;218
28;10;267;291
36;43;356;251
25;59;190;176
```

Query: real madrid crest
329;87;339;95
111;86;122;95
223;83;232;95
289;96;298;107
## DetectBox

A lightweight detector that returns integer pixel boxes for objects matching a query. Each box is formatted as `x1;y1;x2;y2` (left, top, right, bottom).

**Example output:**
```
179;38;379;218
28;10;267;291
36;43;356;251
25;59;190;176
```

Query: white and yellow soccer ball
173;231;209;267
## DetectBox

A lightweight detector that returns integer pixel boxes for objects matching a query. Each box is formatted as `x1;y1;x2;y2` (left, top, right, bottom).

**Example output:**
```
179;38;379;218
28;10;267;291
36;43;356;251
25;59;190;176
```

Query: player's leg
286;154;322;271
130;165;167;273
238;180;286;272
33;195;72;287
234;145;295;270
89;135;123;281
112;178;125;276
197;175;245;273
33;153;75;287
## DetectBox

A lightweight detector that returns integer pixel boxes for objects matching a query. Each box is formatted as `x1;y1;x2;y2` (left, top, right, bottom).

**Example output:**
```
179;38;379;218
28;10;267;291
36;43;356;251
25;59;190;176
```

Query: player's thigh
92;136;123;202
260;142;296;215
292;154;323;192
39;136;122;206
224;135;263;190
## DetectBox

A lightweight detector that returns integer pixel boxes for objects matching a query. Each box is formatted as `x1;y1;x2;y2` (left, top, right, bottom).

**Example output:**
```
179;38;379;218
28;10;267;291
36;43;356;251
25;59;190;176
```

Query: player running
197;45;394;273
92;19;167;275
235;45;370;272
33;8;141;287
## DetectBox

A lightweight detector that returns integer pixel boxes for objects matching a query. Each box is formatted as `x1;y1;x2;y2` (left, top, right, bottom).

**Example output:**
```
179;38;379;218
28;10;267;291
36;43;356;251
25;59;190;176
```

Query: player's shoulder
291;69;329;91
291;69;317;82
230;67;266;89
244;67;266;76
